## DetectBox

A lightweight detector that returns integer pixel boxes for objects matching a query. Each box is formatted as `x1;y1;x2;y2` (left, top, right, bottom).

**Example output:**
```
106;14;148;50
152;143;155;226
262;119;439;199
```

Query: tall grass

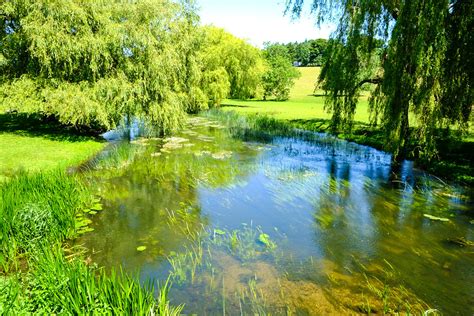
0;171;182;314
0;170;93;267
203;108;293;137
1;245;182;315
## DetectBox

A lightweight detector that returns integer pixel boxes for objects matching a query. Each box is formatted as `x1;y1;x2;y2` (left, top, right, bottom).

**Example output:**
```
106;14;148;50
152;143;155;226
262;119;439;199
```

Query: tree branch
355;77;383;90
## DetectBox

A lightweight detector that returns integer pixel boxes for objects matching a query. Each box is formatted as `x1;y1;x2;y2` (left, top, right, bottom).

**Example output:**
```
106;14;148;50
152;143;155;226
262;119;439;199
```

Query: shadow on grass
0;112;103;142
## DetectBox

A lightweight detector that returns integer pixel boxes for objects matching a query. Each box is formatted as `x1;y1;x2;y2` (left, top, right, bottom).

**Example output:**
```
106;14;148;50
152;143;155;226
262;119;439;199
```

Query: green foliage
262;43;301;101
0;170;93;264
200;26;265;101
286;0;473;160
285;38;329;66
1;246;182;315
0;0;201;134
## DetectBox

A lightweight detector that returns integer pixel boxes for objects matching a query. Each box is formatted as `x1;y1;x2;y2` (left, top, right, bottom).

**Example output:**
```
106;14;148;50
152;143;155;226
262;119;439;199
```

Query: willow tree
200;26;265;101
286;0;473;159
0;0;203;134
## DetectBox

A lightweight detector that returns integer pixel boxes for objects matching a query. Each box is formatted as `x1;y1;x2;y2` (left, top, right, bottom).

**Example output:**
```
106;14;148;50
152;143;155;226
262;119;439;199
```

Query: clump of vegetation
262;43;301;101
0;170;94;268
1;246;182;315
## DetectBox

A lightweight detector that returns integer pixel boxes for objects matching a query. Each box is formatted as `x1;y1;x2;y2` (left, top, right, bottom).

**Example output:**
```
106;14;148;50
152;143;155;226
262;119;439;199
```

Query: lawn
222;67;371;124
0;113;105;179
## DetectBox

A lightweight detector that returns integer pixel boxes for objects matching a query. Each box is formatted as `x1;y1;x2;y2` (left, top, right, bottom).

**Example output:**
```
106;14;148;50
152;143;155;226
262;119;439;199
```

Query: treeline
267;39;329;67
0;0;299;134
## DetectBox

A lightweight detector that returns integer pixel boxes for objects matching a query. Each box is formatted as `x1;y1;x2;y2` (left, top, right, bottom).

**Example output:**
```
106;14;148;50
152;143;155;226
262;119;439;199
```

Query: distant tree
287;0;474;160
308;39;328;66
262;43;301;101
282;39;328;66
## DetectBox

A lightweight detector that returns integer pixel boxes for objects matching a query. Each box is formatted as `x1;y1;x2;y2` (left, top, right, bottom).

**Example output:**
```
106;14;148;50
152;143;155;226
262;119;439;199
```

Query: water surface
79;117;474;314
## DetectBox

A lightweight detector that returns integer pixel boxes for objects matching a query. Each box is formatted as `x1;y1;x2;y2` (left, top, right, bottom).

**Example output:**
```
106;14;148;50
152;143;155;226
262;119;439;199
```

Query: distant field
222;67;371;124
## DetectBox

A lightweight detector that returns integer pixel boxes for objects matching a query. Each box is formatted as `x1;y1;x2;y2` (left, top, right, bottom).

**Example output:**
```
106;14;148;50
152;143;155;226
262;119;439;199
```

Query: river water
78;116;473;315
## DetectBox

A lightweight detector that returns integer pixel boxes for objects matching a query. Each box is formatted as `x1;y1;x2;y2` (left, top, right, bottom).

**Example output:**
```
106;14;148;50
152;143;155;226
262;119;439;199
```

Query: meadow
222;67;370;124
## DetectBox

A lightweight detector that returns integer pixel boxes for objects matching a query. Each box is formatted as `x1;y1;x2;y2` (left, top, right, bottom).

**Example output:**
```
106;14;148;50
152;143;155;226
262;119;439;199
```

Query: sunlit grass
222;67;371;124
0;134;104;176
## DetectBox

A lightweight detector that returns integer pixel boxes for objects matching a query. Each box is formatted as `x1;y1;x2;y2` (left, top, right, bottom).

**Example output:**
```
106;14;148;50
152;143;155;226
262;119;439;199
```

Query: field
222;67;371;125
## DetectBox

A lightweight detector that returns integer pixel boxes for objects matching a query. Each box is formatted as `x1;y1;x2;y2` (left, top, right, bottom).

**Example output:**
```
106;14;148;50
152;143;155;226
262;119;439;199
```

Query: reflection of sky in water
81;121;474;314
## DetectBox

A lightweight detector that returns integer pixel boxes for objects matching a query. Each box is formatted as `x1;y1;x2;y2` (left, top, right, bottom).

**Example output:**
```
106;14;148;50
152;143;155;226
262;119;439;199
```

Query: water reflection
79;117;473;314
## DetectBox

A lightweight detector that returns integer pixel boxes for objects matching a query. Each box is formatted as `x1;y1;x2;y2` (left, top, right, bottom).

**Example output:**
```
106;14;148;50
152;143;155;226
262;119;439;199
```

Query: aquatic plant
0;170;95;268
89;142;144;171
2;245;182;315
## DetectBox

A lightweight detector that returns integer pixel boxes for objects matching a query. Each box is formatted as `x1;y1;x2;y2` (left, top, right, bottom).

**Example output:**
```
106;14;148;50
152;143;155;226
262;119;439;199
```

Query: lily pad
214;229;226;236
136;246;147;252
423;214;450;222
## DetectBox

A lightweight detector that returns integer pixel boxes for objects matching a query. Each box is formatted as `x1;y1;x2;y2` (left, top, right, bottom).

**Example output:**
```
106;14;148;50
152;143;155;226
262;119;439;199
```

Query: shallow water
79;117;474;315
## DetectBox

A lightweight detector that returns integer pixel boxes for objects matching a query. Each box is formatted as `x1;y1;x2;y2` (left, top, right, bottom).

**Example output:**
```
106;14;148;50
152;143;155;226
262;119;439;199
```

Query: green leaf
423;214;450;222
91;203;103;211
136;246;147;252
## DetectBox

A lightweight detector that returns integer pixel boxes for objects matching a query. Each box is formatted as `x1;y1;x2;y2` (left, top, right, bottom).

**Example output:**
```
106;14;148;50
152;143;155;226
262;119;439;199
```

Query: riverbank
0;113;106;180
221;67;473;185
0;113;182;314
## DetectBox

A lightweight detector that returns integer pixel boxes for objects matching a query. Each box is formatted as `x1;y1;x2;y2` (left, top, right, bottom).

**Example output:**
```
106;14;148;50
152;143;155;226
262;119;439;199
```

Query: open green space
0;113;105;179
222;67;370;124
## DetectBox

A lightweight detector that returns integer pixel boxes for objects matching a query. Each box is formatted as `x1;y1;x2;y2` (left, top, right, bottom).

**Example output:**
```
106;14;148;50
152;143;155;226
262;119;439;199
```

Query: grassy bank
0;114;182;314
0;113;106;180
221;67;474;184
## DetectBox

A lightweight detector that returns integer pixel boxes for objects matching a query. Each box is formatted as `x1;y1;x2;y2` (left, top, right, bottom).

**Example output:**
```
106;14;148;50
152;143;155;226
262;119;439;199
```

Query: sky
197;0;335;47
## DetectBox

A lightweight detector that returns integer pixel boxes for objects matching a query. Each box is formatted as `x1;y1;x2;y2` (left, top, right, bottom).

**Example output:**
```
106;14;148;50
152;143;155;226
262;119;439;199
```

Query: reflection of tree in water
78;124;260;272
310;152;474;314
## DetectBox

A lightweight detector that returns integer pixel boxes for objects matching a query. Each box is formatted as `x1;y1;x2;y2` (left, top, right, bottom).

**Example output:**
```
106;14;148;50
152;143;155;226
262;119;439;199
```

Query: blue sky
197;0;335;47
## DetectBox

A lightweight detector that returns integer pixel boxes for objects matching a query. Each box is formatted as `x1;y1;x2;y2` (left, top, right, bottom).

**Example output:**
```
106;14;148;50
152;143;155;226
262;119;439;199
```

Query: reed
2;245;182;315
0;170;93;267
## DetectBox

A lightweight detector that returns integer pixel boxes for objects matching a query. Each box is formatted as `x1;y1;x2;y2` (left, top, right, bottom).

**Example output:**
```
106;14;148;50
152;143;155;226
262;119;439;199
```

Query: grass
0;113;105;179
1;245;182;315
220;67;474;184
222;67;371;124
0;171;94;269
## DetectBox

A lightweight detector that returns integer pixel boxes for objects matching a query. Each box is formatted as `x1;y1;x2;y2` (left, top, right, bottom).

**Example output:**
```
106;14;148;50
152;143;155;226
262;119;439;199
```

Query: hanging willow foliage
286;0;473;160
0;0;207;134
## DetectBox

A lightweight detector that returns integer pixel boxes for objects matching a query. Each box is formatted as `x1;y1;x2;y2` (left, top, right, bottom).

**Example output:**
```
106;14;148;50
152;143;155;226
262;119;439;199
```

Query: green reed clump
90;142;144;171
0;170;93;266
2;245;182;315
203;109;293;136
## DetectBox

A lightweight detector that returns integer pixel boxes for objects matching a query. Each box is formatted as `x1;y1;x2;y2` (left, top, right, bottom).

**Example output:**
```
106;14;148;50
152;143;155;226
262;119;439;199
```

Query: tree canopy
262;43;301;101
0;0;202;134
286;0;473;159
0;1;266;134
199;26;265;103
